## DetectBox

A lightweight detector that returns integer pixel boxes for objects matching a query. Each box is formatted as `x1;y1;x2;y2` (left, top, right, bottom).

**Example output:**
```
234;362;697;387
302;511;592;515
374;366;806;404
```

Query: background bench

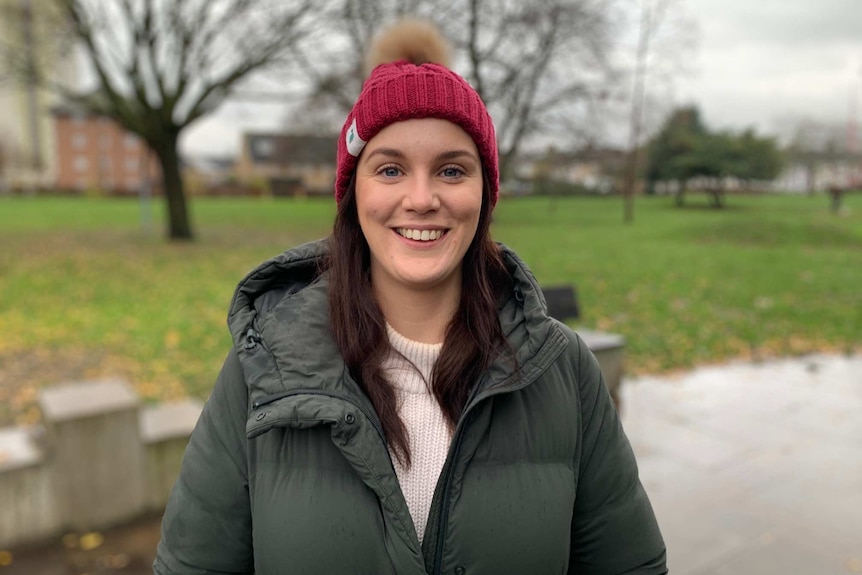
541;285;625;409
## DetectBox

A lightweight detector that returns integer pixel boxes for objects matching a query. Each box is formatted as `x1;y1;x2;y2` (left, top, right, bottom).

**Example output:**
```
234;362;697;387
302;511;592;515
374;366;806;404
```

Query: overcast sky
180;0;862;157
677;0;862;140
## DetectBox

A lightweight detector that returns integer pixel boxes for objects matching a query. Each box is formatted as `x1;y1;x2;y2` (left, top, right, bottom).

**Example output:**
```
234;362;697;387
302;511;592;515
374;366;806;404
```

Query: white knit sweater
382;324;452;543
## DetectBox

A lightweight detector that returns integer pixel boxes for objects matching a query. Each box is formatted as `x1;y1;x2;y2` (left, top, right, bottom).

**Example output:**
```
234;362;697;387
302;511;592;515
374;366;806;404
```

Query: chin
394;265;458;290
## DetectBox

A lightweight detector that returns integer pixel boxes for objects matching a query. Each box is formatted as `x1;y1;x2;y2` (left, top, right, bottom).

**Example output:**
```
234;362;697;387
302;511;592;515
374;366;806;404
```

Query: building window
124;134;139;149
73;156;89;172
72;133;87;149
126;177;140;189
125;157;139;172
253;138;275;158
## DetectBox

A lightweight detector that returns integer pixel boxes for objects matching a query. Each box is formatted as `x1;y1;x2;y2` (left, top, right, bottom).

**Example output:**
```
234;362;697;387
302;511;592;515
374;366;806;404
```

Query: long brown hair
326;175;510;466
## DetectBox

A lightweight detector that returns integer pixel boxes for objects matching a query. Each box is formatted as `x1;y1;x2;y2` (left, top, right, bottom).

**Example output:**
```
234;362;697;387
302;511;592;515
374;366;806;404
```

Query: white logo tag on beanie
346;118;367;157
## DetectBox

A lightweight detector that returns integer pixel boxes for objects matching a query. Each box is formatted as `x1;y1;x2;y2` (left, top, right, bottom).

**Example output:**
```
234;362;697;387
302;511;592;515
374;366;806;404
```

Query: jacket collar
227;239;565;400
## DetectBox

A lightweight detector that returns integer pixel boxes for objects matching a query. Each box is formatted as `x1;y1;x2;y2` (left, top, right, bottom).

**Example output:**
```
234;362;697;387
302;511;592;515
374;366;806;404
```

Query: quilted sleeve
568;333;667;574
154;349;254;575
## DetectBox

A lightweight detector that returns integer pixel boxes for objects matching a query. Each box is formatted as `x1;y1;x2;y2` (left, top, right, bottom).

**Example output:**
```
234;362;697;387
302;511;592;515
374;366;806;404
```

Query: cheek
453;192;483;224
356;193;389;223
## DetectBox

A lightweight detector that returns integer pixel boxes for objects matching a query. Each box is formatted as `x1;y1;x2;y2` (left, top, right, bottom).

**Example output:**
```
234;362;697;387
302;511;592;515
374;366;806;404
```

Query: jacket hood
226;238;562;402
228;238;330;350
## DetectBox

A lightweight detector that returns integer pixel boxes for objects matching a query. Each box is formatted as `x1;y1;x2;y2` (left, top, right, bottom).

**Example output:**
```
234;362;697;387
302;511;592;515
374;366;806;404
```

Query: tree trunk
623;0;654;224
153;135;194;241
829;186;843;213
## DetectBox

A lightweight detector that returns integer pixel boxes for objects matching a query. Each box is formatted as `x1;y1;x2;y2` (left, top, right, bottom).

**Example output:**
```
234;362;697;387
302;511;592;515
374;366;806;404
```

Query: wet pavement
3;353;860;574
621;353;862;574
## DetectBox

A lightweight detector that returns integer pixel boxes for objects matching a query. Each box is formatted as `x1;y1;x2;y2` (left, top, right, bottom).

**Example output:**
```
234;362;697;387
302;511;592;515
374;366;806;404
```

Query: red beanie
335;22;499;206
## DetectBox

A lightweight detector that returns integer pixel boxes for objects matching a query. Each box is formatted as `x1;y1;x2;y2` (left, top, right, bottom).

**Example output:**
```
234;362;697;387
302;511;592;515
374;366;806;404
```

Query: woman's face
355;118;483;296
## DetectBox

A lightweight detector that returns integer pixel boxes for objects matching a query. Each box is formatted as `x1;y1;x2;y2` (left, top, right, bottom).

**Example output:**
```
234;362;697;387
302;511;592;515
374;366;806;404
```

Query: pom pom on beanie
335;19;499;206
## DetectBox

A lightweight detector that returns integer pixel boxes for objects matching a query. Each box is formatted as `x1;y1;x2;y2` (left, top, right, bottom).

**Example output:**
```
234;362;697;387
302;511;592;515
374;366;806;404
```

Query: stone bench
0;379;202;549
0;426;58;548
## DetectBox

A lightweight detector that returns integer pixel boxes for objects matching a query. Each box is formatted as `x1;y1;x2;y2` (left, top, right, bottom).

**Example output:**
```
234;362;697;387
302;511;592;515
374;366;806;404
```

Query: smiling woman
355;118;484;335
155;18;666;575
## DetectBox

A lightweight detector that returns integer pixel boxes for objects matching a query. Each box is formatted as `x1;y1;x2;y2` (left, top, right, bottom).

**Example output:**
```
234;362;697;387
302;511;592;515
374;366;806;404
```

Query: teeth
398;229;443;241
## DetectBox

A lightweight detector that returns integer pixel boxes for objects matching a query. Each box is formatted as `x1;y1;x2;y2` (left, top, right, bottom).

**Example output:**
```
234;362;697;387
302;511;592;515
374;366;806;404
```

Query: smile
396;228;445;242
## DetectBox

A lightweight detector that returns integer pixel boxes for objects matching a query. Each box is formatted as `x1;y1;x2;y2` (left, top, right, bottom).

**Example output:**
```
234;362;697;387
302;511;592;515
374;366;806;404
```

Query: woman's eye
441;166;463;178
379;166;401;178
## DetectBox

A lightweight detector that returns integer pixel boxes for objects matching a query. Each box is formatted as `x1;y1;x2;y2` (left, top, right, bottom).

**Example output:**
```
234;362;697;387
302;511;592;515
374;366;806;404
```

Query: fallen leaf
79;532;104;551
0;551;12;566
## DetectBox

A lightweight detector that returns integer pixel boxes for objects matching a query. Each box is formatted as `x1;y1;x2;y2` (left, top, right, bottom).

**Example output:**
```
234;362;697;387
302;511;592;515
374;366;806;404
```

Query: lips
396;228;446;242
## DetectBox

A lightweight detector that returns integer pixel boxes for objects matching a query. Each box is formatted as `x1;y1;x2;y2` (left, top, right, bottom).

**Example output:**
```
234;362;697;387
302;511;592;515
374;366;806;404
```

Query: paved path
621;353;862;574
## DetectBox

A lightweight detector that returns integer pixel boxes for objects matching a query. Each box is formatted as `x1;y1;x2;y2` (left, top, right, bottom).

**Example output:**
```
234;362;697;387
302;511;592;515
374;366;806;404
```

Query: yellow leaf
164;330;181;349
79;532;103;551
0;551;12;566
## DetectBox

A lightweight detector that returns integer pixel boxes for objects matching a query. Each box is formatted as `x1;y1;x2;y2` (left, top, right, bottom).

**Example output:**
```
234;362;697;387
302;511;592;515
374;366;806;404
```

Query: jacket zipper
430;376;487;575
430;345;562;575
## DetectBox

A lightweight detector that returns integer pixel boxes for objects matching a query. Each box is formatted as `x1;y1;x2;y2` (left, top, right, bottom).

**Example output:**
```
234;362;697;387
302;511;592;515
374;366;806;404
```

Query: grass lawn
1;192;860;425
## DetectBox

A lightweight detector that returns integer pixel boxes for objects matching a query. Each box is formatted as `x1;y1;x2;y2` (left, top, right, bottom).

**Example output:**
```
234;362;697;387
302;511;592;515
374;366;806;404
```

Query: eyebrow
363;148;479;164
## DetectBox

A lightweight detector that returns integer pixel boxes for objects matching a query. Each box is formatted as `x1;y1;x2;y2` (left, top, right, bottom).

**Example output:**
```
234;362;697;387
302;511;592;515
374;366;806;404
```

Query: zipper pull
244;327;262;350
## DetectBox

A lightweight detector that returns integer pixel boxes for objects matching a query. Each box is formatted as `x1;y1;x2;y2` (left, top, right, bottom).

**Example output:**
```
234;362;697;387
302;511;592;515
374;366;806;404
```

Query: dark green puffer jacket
154;240;666;575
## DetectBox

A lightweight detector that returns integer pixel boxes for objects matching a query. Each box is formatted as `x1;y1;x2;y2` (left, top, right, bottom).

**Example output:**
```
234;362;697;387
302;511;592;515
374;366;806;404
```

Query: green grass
1;193;860;425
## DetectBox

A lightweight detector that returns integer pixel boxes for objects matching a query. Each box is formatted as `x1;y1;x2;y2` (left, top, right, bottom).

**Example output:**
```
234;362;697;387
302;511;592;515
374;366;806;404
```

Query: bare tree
777;116;860;197
3;0;316;240
452;0;616;179
284;0;617;181
621;0;696;223
282;0;444;132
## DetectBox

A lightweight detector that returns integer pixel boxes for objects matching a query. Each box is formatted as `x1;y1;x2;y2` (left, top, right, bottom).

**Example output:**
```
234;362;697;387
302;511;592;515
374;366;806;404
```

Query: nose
403;175;440;213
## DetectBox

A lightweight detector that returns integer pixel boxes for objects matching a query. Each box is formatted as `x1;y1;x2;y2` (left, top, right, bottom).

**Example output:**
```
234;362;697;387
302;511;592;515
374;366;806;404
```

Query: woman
155;20;666;575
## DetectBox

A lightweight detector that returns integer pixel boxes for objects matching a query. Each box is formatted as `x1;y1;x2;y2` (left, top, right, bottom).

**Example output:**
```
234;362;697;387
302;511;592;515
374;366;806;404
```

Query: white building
0;0;80;190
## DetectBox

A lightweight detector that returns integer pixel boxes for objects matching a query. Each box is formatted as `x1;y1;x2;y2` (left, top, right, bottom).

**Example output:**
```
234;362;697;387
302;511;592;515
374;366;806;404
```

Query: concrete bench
0;379;203;550
541;285;625;409
0;426;58;548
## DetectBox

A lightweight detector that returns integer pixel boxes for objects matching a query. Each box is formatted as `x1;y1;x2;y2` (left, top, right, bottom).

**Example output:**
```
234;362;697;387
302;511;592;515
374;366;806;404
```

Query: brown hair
326;175;510;466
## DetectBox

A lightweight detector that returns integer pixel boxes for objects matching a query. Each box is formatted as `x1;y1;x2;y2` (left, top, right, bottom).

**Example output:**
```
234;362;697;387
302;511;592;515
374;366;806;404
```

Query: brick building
52;106;161;194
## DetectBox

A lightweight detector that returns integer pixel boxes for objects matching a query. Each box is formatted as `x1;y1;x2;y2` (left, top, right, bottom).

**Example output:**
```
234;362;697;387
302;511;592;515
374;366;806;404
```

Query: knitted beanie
335;20;499;206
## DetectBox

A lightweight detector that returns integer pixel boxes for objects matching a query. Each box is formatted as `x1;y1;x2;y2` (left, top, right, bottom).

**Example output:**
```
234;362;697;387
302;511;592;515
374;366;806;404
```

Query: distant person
154;19;666;575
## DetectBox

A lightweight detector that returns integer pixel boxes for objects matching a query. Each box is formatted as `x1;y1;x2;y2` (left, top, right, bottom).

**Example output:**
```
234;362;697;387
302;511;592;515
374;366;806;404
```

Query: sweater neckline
384;324;442;395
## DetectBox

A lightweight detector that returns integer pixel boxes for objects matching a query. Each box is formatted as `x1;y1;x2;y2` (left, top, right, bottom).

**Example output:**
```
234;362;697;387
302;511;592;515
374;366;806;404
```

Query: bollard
38;379;146;531
0;426;59;548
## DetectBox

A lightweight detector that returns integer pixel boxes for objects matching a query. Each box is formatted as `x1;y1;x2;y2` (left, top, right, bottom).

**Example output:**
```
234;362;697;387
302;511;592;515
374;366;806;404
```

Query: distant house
773;150;862;194
512;146;627;194
235;133;337;196
182;155;237;196
51;105;161;194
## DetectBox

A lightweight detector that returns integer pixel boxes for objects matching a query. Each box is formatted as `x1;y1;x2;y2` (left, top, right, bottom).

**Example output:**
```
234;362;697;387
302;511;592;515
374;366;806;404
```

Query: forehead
361;118;479;158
